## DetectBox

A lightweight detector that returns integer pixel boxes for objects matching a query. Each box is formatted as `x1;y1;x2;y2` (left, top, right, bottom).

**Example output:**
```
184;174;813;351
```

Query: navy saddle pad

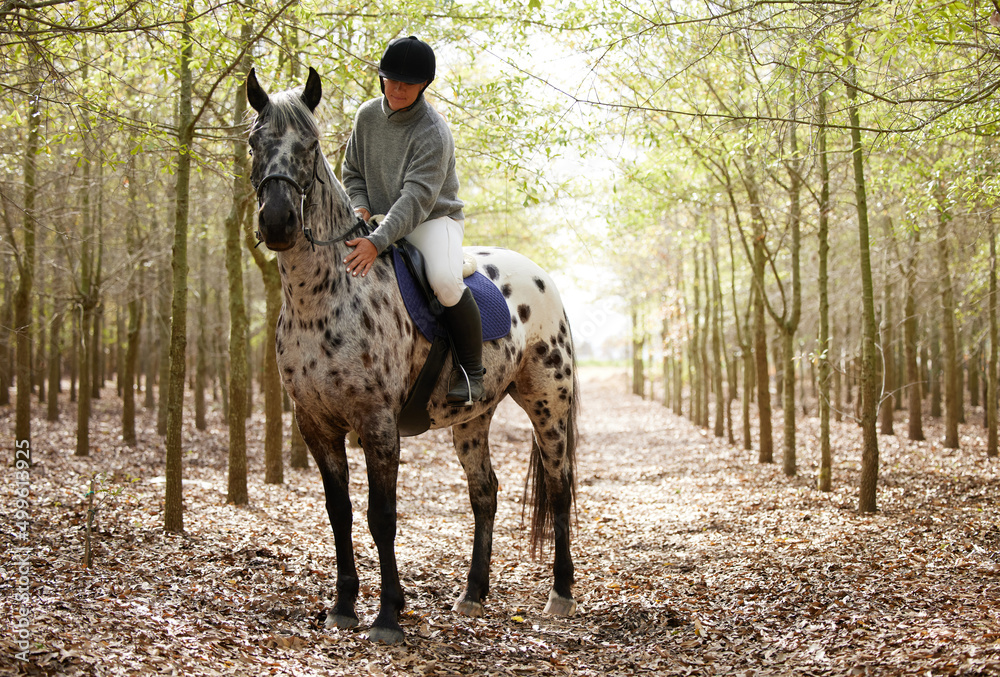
391;247;510;342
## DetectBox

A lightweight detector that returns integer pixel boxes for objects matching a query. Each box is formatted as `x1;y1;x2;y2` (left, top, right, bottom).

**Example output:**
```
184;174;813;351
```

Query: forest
3;0;1000;674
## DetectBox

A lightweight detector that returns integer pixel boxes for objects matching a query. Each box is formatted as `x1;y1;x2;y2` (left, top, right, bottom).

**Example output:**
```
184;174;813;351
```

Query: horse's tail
524;331;580;559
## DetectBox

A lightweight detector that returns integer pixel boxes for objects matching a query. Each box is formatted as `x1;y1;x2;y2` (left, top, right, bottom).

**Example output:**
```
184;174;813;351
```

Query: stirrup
447;365;484;406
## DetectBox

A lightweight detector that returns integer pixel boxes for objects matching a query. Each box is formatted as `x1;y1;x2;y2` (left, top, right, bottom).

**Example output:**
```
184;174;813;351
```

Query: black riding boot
441;288;485;405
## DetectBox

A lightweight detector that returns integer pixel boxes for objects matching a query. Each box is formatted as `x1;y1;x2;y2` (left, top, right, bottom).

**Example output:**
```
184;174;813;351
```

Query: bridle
253;144;370;250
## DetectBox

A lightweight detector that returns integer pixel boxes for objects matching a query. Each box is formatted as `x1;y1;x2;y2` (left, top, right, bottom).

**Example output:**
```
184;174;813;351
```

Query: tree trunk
989;227;998;457
91;158;106;401
0;276;12;407
164;0;195;534
195;228;208;431
91;296;103;401
123;158;143;447
156;259;171;436
76;102;96;458
930;324;942;418
780;329;795;473
751;200;773;464
144;286;157;410
725;213;753;451
47;305;61;422
262;262;284;484
14;58;41;455
122;295;142;447
847;31;880;514
969;346;980;410
903;230;924;441
699;252;711;429
879;218;895;436
36;297;46;405
69;313;78;403
225;21;253;505
661;315;671;408
779;97;803;477
710;223;725;439
817;81;832;491
935;191;960;449
631;306;644;397
957;329;966;425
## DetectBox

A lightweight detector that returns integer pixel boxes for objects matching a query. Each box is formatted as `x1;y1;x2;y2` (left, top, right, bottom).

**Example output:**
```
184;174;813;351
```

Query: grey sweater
342;95;465;254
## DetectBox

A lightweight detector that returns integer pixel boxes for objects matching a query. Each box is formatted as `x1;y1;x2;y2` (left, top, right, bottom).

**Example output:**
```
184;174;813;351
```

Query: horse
245;66;579;644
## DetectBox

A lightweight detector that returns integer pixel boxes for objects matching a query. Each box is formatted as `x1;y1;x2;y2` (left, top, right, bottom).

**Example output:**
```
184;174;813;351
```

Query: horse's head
246;67;324;251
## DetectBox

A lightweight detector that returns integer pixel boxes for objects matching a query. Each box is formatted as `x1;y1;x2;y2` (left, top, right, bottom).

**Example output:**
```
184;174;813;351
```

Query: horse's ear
247;67;270;113
302;67;322;112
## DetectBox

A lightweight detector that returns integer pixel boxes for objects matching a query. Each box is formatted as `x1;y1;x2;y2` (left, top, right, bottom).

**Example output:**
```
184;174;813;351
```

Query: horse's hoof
453;598;485;617
543;589;578;616
367;625;405;644
325;613;360;630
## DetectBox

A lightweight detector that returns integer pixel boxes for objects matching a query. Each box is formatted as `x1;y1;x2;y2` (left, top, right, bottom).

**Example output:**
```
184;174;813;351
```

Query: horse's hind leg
513;364;578;616
536;431;577;617
296;410;360;630
451;408;499;617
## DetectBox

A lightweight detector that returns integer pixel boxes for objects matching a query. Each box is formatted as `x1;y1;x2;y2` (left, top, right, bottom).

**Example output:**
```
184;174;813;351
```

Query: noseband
253;145;370;250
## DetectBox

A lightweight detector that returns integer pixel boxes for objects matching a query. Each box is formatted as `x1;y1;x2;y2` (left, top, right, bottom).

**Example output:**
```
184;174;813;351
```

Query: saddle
390;239;510;436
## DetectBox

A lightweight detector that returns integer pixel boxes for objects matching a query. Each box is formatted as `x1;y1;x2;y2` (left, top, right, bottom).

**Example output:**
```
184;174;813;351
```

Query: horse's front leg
359;416;405;643
296;411;360;629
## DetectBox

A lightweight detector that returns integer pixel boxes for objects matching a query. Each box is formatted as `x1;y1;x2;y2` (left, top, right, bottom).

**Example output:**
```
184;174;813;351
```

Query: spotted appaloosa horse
246;67;579;643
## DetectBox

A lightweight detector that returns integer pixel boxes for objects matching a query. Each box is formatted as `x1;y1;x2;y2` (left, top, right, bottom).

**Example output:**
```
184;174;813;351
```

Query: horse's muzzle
257;200;299;251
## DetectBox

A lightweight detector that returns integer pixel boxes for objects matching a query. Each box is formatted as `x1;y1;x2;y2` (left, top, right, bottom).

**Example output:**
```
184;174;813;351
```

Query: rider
342;35;485;405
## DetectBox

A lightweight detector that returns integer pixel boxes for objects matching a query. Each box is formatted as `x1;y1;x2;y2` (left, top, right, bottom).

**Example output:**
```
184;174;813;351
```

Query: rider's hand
355;207;372;223
344;238;377;277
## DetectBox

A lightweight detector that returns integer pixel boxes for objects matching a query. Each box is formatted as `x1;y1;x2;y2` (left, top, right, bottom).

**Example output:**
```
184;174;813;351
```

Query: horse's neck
277;169;384;319
310;158;355;240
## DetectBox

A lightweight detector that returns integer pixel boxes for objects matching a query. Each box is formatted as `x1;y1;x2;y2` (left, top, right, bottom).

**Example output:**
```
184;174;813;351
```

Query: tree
225;21;253;506
245;224;284;484
817;80;833;492
846;30;880;514
164;0;196;533
935;185;961;450
122;156;144;447
989;226;998;458
11;38;41;458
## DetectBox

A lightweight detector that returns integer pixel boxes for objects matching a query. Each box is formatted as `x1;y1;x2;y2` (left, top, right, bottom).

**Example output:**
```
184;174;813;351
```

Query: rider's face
383;78;426;111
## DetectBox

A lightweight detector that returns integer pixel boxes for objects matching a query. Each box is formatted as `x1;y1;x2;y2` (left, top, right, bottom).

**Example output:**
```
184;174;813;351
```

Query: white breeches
403;216;467;308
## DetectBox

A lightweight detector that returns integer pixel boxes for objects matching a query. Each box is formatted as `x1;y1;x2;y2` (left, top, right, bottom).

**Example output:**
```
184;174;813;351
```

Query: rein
253;145;371;250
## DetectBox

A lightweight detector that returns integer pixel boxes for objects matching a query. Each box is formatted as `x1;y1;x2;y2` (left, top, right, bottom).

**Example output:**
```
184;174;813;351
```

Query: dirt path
2;366;999;675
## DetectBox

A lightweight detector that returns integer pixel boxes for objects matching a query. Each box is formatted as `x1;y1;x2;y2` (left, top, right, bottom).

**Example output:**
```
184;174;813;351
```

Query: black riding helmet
378;36;435;94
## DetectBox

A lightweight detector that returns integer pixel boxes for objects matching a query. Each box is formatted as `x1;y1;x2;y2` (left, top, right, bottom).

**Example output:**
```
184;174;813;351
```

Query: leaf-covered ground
3;366;1000;675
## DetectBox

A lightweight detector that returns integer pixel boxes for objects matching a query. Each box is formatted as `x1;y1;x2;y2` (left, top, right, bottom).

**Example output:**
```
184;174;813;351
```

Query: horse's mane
250;87;320;138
